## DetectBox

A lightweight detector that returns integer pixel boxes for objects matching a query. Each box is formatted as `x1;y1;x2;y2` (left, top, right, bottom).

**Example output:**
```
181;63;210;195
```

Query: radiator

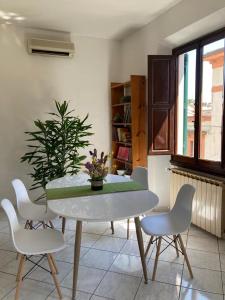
170;168;225;237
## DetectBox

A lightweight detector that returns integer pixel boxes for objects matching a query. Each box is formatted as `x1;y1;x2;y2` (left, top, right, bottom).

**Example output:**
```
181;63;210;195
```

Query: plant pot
91;179;103;191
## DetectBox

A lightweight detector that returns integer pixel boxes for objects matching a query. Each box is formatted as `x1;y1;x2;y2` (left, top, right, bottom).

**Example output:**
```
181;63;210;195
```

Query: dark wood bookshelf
113;141;132;146
111;75;147;174
113;158;132;165
112;102;131;107
112;123;131;126
111;82;130;89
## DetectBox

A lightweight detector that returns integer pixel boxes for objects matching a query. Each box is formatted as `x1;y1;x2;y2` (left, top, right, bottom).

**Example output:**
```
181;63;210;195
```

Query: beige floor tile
0;256;37;276
0;236;15;252
3;279;54;300
55;245;89;264
151;241;184;265
110;253;143;277
69;233;101;248
179;287;223;300
188;225;216;239
93;236;126;252
187;236;218;253
103;222;129;240
2;212;225;300
220;253;225;271
91;296;111;300
182;266;223;294
28;259;72;285
61;266;105;293
82;222;109;235
104;220;149;242
120;240;150;257
63;230;75;243
0;272;17;299
135;280;180;300
0;221;8;233
80;249;117;270
0;233;10;247
220;271;225;291
47;286;91;300
218;239;225;253
0;250;16;269
186;249;220;271
95;271;141;300
148;260;183;286
63;219;77;231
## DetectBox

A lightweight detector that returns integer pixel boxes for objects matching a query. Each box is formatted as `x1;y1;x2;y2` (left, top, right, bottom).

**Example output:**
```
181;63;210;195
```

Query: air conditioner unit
27;38;75;58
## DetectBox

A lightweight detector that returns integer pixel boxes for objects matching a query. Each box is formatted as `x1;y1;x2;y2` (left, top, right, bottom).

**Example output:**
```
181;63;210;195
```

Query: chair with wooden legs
1;198;66;300
111;167;148;238
12;179;58;230
141;184;195;280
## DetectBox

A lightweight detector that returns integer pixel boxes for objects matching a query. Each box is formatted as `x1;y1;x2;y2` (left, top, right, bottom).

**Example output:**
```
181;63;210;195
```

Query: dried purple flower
84;148;109;180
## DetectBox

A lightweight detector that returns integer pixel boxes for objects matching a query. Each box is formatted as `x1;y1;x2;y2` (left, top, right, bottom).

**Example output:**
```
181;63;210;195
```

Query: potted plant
85;149;108;190
21;100;93;200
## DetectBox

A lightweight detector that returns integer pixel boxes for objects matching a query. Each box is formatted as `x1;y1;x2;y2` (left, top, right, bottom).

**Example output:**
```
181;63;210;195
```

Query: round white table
47;174;159;299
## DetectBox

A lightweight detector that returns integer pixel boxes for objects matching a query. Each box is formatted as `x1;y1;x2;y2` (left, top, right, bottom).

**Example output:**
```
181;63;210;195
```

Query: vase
91;179;103;191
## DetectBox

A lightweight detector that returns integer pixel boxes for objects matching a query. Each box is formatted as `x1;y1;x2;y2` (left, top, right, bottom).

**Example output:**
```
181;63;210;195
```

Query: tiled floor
0;210;225;300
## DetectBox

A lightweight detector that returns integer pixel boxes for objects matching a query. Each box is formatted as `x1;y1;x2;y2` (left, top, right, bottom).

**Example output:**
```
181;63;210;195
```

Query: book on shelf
123;104;131;123
117;146;132;161
117;127;131;143
112;126;118;141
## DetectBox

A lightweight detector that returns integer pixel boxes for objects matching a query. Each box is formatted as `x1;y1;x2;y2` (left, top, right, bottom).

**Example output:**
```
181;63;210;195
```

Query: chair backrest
1;199;20;249
170;184;195;230
12;179;33;219
131;167;148;189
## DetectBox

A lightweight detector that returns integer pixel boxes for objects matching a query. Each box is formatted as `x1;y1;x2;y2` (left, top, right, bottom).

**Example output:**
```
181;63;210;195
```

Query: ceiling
0;0;182;40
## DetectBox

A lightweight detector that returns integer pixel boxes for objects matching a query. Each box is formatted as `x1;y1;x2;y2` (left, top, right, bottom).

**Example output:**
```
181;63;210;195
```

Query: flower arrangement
84;149;108;183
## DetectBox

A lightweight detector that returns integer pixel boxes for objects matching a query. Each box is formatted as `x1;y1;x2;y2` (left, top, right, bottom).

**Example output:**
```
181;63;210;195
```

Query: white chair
1;198;65;300
110;167;148;239
141;184;195;280
12;179;57;229
127;167;148;239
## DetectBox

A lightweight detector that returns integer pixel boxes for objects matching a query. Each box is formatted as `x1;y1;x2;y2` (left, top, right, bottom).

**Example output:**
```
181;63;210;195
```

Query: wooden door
148;55;175;155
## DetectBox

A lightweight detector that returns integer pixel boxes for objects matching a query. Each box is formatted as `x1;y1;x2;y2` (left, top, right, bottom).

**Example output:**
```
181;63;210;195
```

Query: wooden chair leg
47;254;62;299
173;235;179;257
145;235;154;258
50;254;59;274
152;237;162;281
49;220;55;229
110;221;114;234
29;221;33;229
178;234;193;278
42;222;47;229
62;217;66;234
15;255;25;299
16;254;25;282
127;219;130;240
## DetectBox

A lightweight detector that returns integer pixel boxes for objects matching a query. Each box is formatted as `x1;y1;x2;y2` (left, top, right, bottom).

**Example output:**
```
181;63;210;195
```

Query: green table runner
47;181;146;200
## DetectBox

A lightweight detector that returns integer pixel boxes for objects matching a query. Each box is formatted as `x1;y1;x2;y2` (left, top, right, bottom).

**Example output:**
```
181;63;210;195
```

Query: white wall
120;0;225;208
0;25;121;202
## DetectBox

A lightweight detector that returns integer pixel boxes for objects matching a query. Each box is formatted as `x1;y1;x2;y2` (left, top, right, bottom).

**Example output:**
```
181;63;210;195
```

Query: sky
185;38;224;103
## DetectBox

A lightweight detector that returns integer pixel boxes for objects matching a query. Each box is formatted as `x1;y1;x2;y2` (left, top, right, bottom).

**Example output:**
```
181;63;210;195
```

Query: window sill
171;155;225;178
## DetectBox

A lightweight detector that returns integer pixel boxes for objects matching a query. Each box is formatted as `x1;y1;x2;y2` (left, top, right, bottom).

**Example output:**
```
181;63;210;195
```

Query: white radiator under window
170;168;225;237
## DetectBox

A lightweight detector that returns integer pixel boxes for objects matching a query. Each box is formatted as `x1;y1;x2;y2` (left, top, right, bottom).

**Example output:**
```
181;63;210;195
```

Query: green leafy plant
21;101;93;199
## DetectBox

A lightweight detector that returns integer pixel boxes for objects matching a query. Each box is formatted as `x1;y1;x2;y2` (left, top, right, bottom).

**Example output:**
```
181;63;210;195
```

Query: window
200;39;224;161
172;28;225;176
177;50;196;157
